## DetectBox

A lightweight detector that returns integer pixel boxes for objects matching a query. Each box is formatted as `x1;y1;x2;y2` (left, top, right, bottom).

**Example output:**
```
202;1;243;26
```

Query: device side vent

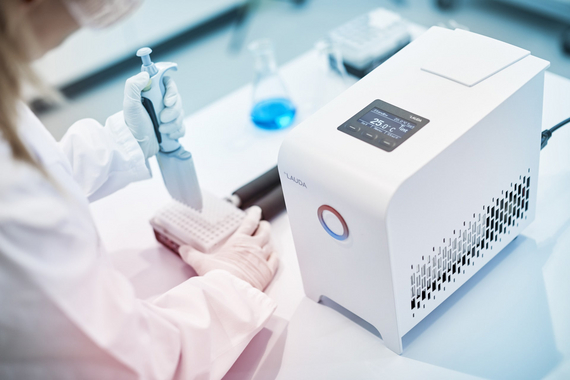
409;170;531;314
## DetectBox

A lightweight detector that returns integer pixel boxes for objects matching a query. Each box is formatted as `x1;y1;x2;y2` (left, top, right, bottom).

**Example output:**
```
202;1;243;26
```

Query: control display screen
357;108;417;141
337;99;429;152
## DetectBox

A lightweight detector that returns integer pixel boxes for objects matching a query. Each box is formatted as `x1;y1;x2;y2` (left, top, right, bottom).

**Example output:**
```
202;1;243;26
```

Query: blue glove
123;72;186;159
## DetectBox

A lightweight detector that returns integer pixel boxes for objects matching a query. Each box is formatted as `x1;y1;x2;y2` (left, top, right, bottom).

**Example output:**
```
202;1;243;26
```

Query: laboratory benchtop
90;24;570;380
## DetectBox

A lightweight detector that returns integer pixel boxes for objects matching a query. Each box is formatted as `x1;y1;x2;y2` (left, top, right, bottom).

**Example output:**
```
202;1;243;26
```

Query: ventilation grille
410;170;531;314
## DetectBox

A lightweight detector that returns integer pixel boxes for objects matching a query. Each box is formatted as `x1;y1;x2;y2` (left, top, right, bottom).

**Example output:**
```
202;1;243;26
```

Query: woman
0;0;279;379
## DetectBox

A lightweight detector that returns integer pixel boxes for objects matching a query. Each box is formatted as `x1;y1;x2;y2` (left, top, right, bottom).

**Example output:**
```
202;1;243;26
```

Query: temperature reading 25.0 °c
371;118;411;134
358;108;417;140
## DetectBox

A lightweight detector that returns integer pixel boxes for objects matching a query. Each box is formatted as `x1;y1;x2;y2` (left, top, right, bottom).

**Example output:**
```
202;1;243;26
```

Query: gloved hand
123;72;186;159
179;206;279;291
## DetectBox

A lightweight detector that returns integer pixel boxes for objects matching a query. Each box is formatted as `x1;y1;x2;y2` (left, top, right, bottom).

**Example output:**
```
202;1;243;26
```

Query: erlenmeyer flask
248;39;296;130
309;39;350;113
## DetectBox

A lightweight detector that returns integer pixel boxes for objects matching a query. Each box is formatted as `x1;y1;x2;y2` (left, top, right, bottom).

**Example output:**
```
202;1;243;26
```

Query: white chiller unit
278;27;549;354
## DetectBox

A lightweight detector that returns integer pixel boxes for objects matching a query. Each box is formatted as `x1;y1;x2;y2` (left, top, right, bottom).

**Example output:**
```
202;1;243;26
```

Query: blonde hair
0;1;52;171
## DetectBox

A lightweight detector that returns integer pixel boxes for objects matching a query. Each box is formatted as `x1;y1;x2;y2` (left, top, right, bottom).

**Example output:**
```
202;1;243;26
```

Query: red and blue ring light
317;205;349;241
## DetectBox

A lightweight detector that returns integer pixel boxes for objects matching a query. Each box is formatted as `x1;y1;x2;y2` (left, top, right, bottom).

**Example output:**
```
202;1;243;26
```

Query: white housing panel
278;27;549;354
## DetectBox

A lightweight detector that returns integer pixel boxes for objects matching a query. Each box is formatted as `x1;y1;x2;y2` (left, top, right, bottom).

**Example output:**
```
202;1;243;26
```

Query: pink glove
179;206;279;291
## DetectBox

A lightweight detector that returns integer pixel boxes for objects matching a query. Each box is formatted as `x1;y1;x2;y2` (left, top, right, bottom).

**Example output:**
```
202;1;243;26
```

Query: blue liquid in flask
251;98;296;130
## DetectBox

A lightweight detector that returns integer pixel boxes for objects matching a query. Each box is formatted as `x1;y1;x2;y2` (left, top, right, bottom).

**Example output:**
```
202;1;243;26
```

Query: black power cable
541;116;570;150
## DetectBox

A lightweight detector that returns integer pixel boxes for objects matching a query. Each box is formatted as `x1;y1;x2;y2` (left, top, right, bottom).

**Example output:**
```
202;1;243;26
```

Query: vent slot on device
410;170;531;313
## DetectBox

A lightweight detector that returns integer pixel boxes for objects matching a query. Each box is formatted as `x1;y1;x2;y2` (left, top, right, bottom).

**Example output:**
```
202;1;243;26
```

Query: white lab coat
0;105;276;380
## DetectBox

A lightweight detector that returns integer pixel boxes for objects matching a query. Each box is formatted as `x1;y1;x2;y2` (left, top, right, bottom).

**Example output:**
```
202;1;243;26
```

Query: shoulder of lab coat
58;111;151;202
0;134;276;379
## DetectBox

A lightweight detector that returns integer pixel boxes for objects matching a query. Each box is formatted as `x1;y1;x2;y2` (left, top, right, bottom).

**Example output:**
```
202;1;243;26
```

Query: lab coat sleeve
149;270;277;380
0;155;276;379
59;111;151;202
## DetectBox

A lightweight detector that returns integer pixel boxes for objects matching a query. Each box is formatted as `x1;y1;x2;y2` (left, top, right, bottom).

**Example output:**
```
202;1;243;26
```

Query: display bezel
337;99;430;152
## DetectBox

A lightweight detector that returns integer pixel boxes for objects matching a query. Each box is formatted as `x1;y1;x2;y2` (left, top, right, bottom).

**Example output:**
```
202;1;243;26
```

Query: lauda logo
410;115;422;122
284;172;307;188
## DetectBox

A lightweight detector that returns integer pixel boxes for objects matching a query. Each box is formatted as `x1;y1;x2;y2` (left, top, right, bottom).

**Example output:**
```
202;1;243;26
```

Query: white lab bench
90;27;570;380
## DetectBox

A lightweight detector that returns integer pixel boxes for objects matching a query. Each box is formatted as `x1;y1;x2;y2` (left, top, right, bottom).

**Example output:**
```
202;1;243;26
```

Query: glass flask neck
253;53;278;76
249;39;278;77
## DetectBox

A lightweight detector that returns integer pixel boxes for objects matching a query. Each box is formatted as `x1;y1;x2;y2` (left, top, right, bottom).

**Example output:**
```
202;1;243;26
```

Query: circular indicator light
317;205;349;241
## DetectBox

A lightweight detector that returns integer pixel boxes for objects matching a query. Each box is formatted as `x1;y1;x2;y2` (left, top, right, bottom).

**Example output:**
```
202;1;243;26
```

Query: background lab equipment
225;166;285;219
307;39;350;113
279;26;550;354
328;8;411;78
137;48;203;210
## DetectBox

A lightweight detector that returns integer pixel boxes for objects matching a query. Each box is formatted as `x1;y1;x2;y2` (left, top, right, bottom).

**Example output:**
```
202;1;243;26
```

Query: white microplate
150;191;245;253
